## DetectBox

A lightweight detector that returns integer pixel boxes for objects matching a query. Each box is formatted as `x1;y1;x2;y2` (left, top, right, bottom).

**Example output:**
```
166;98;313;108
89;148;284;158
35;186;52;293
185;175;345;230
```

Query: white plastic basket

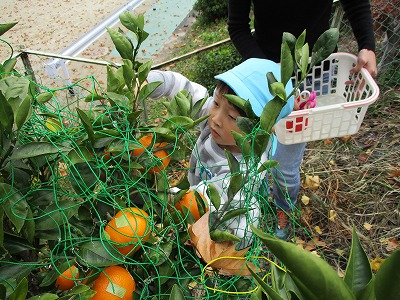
275;52;380;144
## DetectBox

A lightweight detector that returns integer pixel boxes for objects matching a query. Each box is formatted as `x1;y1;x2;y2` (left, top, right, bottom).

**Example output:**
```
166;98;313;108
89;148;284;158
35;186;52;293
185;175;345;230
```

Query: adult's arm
340;0;377;76
227;0;266;59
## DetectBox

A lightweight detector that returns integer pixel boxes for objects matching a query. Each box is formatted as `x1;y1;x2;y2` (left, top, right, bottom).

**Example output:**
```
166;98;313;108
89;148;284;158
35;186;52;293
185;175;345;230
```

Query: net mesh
1;71;306;299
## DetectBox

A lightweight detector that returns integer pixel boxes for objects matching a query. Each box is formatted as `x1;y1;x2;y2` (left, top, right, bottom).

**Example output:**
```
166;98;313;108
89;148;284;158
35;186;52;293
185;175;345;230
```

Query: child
148;58;294;248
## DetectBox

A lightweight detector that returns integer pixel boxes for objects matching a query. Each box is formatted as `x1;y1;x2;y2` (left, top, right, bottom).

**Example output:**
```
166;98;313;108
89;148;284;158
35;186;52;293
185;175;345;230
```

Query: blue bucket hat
214;58;294;122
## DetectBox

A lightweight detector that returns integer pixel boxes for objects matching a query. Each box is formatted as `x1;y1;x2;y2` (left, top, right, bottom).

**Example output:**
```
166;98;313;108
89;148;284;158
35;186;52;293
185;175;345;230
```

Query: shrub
193;0;229;24
192;44;241;93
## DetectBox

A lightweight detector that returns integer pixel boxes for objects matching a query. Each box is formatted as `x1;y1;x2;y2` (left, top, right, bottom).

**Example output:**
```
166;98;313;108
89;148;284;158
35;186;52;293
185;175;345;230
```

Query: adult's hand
350;49;378;78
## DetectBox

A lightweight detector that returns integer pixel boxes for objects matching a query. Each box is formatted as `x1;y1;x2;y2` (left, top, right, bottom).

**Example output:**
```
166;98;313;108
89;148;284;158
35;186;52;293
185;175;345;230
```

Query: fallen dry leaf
387;238;399;251
303;175;320;190
188;212;257;276
370;257;385;272
329;210;337;222
323;138;334;145
340;135;352;142
388;170;400;177
301;195;310;205
314;226;322;234
363;222;373;231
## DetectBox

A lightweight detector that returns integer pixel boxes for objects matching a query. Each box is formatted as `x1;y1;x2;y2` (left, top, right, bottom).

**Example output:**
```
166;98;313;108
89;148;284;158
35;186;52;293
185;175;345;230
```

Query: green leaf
27;293;59;300
10;142;62;160
270;82;287;101
173;175;190;190
0;91;14;133
299;44;310;76
258;160;279;173
77;240;123;267
106;65;125;94
162;116;194;130
253;130;270;158
247;264;285;300
357;276;375;300
224;94;257;119
231;131;251;158
2;58;17;73
76;107;95;144
210;229;241;243
170;284;185;300
35;198;80;231
106;27;133;61
271;265;290;300
168;91;191;117
0;77;30;101
260;96;284;132
236;116;255;135
282;32;297;54
0;183;28;232
311;28;339;68
206;184;221;210
227;173;243;201
122;59;135;90
69;161;100;197
225;149;240;173
35;91;53;104
8;277;28;300
67;146;94;165
344;228;373;295
295;30;307;69
137;60;152;85
280;41;294;87
9;95;32;130
147;241;173;266
0;264;34;285
219;208;248;224
375;248;400;300
0;22;18;36
191;96;208;119
251;225;355;300
138;81;162;105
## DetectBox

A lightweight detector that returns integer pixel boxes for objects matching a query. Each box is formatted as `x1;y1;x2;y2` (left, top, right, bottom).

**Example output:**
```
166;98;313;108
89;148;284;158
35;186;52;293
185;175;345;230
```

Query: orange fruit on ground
90;266;136;300
132;135;171;174
104;207;151;256
174;190;208;221
55;265;79;291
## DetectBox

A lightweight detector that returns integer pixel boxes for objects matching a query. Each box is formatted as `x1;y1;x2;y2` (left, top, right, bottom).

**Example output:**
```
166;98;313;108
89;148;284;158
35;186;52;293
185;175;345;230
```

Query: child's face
208;92;243;152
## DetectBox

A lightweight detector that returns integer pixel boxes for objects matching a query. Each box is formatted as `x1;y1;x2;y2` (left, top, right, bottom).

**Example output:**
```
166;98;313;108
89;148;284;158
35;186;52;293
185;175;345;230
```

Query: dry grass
297;89;400;269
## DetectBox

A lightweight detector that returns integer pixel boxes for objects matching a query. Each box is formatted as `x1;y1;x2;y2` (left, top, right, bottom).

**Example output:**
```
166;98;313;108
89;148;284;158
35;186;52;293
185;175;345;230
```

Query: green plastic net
1;71;300;299
0;13;327;299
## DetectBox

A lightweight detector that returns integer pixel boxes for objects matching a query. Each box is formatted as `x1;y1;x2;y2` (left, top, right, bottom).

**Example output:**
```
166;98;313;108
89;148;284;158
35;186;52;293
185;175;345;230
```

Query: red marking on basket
286;117;309;132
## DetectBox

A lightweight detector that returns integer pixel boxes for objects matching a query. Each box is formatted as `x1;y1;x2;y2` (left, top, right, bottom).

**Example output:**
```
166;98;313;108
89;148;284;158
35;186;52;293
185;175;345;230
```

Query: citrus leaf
344;227;373;295
206;184;221;210
8;277;28;300
247;264;285;300
0;22;18;36
77;241;123;267
10;142;63;160
170;284;185;300
0;91;14;133
210;230;241;243
0;183;28;232
106;27;133;61
280;41;294;86
36;91;53;104
375;248;400;300
251;225;355;299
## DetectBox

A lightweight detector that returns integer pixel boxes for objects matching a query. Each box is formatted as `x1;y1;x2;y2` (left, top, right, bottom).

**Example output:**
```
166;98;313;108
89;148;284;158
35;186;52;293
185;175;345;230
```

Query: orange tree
0;14;214;299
